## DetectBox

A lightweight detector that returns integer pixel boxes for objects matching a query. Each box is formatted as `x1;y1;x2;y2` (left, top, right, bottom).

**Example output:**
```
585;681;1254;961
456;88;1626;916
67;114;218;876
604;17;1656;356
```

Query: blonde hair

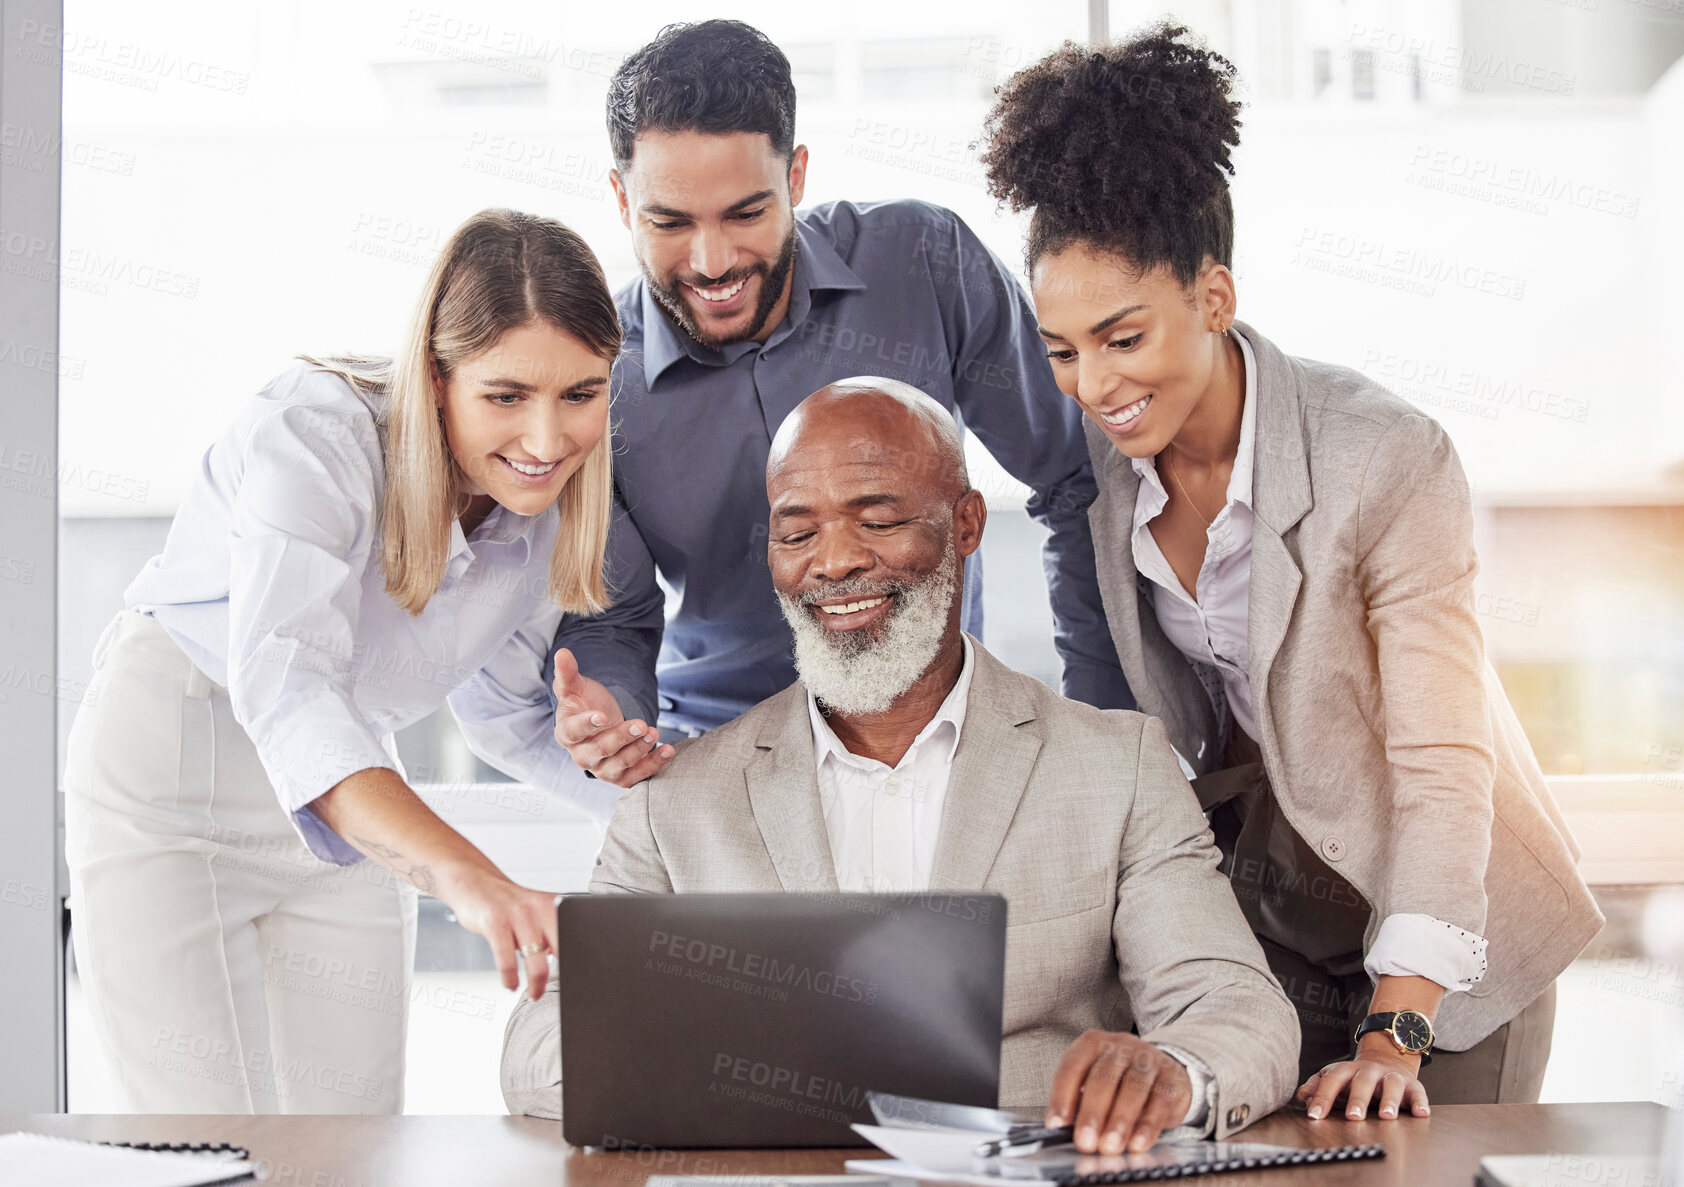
307;209;621;616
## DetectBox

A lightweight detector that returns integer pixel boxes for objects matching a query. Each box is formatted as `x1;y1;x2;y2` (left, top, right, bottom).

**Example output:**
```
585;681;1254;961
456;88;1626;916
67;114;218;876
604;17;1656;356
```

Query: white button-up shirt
807;636;975;893
1131;336;1260;743
125;363;614;863
1129;333;1487;994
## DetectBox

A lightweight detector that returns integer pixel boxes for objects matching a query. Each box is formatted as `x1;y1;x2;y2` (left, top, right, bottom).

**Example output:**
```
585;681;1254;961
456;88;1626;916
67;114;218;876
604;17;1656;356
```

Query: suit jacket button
1226;1104;1250;1128
1320;836;1346;862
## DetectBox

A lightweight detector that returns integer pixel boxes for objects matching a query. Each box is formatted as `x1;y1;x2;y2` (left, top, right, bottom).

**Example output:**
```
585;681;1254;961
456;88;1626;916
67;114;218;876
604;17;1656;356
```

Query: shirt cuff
292;804;366;866
1364;912;1489;992
1153;1042;1216;1138
605;682;651;728
246;692;397;865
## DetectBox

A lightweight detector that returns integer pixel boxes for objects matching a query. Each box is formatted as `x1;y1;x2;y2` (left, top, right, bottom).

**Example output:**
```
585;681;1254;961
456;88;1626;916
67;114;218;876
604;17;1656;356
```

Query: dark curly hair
607;20;797;172
979;22;1242;286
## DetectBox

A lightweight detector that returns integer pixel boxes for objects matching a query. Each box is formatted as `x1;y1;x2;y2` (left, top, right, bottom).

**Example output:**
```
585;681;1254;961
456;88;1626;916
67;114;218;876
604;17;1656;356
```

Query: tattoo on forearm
352;835;406;861
350;834;435;894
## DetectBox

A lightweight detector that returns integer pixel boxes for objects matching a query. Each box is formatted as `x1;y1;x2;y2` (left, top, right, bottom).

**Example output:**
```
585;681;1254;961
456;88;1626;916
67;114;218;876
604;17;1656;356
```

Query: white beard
778;547;959;717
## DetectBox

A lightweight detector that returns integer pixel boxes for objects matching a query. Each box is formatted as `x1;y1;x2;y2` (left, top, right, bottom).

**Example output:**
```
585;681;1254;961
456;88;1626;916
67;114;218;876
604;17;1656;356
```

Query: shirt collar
807;634;976;774
1130;328;1259;516
638;214;868;388
449;500;552;565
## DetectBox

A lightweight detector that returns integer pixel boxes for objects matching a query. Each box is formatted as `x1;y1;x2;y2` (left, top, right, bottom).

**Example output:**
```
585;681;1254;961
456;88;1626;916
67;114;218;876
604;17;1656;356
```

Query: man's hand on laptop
553;647;675;788
1045;1031;1192;1155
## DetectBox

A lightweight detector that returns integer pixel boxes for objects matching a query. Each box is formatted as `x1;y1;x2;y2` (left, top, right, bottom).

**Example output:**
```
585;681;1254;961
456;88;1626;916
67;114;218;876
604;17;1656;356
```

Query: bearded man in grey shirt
547;20;1131;789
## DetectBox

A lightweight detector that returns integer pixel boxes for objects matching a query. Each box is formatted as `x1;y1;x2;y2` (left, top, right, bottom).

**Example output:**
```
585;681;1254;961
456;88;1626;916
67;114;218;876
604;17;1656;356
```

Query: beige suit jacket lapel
744;684;840;892
929;643;1042;891
746;642;1043;895
1234;322;1312;771
1086;419;1221;772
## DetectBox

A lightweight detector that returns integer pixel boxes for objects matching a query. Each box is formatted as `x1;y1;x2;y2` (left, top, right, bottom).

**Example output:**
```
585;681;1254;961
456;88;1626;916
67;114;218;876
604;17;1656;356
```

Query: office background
9;0;1682;1112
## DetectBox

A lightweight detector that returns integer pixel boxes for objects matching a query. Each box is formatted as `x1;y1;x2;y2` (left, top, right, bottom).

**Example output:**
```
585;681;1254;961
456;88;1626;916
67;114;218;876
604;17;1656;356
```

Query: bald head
768;377;969;501
764;377;987;718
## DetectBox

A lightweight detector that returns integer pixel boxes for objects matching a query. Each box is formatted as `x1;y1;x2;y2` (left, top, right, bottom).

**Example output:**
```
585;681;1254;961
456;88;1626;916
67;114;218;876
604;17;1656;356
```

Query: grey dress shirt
550;199;1131;733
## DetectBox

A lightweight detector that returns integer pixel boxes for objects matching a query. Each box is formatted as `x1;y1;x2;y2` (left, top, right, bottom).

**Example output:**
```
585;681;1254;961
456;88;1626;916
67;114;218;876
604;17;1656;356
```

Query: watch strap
1353;1012;1398;1044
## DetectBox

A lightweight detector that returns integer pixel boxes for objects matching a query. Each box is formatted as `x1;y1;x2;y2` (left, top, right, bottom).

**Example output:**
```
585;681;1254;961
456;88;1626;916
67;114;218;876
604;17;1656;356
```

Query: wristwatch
1353;1010;1435;1066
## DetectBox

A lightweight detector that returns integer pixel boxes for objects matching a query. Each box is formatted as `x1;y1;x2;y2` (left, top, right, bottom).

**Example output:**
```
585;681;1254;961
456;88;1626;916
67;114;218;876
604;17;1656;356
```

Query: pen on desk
973;1126;1076;1158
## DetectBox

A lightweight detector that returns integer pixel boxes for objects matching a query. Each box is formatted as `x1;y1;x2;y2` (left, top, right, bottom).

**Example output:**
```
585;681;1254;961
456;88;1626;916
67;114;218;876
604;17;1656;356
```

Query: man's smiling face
765;383;985;716
767;405;954;646
612;129;806;349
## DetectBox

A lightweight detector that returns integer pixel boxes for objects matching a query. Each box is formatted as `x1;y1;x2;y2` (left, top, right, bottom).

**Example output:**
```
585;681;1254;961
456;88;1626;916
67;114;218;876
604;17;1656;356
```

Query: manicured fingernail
1381;1108;1395;1118
1420;1105;1430;1115
1348;1108;1363;1120
1307;1107;1322;1119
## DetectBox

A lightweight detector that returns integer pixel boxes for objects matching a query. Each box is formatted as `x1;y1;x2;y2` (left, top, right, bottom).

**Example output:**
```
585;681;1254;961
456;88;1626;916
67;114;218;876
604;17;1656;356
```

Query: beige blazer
1085;320;1602;1050
502;639;1299;1138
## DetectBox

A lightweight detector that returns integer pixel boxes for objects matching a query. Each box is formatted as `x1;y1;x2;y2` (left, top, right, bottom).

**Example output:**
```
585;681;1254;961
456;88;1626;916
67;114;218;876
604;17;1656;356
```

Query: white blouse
1129;334;1488;994
807;636;976;893
125;363;617;864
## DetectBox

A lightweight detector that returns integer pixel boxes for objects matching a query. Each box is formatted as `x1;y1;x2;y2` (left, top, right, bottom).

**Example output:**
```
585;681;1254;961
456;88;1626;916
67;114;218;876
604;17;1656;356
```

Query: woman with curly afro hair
982;22;1598;1135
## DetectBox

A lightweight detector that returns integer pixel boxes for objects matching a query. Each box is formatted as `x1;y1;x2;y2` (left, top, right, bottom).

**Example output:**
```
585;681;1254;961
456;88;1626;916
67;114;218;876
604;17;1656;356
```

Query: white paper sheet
851;1124;991;1174
846;1156;1003;1186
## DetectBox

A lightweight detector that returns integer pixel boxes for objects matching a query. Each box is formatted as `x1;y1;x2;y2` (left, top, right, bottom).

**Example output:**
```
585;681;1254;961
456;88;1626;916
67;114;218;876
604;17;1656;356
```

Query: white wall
54;1;1682;519
1236;103;1654;495
1644;53;1684;462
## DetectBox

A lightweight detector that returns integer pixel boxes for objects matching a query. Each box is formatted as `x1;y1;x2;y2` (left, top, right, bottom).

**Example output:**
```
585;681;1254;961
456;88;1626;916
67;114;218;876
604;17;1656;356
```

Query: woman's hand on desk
1299;974;1441;1121
1296;1038;1429;1122
1045;1031;1192;1155
552;647;674;789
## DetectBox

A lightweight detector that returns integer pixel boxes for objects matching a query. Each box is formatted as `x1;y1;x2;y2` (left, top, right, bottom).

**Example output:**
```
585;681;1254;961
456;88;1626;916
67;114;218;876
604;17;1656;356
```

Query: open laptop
556;892;1008;1150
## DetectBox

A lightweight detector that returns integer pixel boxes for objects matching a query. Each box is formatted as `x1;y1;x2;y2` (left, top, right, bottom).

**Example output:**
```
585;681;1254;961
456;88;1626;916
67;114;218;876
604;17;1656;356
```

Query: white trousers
64;609;416;1113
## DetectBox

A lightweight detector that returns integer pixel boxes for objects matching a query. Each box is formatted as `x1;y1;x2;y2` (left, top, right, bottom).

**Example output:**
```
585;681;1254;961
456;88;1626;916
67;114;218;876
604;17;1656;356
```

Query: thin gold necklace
1163;448;1214;528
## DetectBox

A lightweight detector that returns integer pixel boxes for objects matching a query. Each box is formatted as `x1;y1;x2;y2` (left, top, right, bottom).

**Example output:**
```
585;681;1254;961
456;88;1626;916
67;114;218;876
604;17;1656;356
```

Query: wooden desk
2;1103;1667;1186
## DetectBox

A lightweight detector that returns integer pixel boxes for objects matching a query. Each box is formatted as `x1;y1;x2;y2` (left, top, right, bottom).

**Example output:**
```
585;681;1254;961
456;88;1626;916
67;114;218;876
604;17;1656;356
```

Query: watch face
1393;1010;1433;1053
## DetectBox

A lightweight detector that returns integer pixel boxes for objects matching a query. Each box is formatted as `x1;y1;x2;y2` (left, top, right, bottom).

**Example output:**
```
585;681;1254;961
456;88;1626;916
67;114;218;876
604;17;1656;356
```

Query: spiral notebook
849;1108;1384;1184
0;1132;256;1185
961;1141;1381;1183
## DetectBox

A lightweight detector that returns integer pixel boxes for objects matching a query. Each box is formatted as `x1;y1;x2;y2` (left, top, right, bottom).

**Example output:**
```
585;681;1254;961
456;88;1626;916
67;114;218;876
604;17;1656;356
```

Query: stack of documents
844;1093;1383;1184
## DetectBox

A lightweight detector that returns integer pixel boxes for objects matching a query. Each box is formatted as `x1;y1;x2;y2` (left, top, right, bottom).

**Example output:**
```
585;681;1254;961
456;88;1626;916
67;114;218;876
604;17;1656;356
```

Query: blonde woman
64;208;641;1112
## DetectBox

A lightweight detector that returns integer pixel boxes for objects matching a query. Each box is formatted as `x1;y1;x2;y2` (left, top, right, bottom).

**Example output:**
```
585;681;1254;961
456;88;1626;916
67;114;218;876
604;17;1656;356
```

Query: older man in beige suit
503;378;1299;1150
